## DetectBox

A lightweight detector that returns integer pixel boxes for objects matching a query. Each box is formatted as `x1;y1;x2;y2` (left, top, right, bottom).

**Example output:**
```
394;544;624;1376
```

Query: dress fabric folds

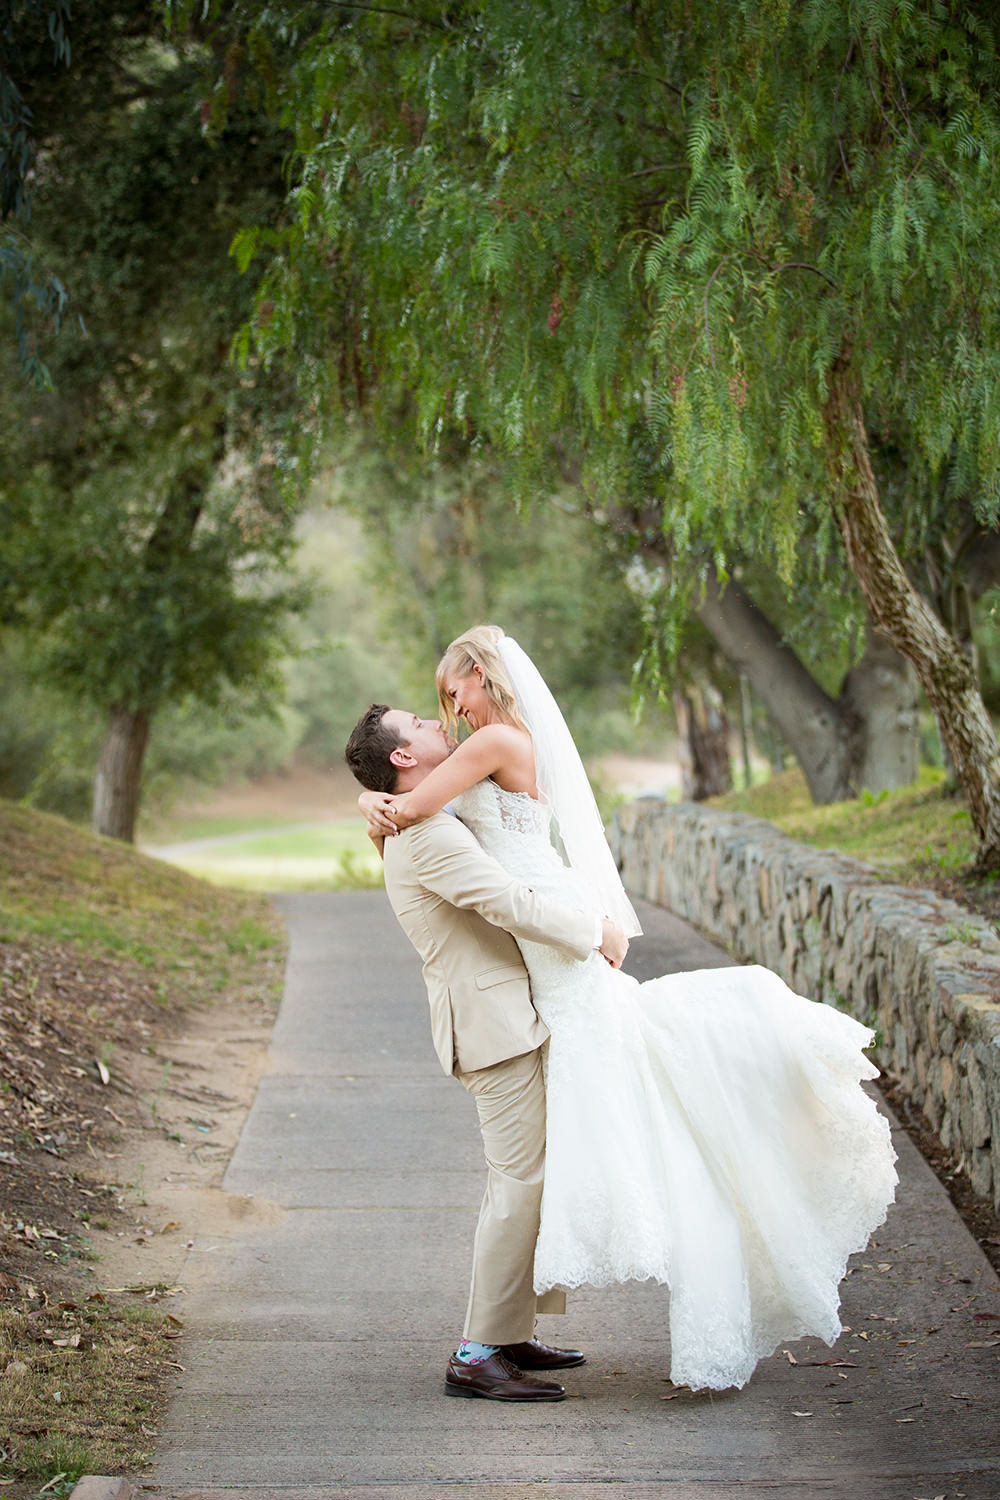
453;779;898;1391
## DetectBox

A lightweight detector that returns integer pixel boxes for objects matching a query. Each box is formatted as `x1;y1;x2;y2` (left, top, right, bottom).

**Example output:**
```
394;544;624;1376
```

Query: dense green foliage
175;3;998;589
1;493;671;821
0;0;72;386
160;1;1000;840
325;444;673;752
5;60;301;709
8;1;1000;831
0;15;316;832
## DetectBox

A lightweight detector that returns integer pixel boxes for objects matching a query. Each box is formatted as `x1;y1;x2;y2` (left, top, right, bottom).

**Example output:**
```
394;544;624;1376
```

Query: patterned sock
456;1339;500;1365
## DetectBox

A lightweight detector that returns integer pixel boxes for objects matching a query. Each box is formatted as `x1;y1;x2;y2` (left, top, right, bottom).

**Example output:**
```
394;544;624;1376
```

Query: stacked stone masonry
610;798;1000;1214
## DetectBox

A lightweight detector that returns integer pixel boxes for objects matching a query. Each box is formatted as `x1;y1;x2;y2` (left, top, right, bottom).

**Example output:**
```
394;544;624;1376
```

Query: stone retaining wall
610;798;1000;1213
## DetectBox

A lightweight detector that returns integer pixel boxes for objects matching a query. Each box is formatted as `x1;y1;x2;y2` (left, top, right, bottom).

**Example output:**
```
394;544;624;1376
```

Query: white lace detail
454;778;898;1392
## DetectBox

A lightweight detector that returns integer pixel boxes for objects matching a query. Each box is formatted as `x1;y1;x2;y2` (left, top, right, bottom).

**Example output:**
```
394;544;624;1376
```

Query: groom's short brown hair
344;704;407;792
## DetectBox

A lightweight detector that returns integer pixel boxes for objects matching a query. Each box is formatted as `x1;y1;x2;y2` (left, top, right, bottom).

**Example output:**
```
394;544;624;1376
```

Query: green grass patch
156;818;384;892
0;1295;174;1489
0;799;285;1005
709;765;977;882
213;820;371;858
143;809;316;844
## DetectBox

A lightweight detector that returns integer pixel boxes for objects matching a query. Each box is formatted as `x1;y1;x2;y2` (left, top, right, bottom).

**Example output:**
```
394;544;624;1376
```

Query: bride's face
443;666;494;731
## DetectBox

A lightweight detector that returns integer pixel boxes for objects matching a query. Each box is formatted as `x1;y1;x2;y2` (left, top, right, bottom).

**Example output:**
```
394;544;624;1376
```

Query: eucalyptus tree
0;30;307;842
174;0;1000;862
0;0;71;385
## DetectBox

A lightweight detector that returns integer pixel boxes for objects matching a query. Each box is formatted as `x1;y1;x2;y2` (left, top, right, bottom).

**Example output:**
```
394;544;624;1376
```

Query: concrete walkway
150;892;1000;1499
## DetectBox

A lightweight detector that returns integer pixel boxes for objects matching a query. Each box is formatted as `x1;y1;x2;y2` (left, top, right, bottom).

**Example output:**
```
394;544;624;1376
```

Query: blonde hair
436;625;530;736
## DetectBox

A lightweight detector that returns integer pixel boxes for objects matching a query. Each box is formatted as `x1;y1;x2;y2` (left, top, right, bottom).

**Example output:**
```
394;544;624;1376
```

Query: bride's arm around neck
395;724;536;825
361;724;536;832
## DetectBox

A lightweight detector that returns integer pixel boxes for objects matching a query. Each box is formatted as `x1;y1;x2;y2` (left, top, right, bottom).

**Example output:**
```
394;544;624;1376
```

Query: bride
359;624;898;1392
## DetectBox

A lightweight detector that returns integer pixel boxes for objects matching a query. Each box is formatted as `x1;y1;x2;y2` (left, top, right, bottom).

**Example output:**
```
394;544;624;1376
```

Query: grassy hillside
709;765;981;889
0;799;286;1493
0;800;284;981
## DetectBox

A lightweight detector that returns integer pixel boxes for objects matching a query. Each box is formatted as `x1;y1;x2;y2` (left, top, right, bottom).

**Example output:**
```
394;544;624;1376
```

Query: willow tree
175;0;1000;861
643;2;1000;867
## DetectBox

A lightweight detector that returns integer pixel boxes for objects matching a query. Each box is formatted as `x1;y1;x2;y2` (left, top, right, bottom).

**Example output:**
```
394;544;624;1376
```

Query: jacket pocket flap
475;965;525;990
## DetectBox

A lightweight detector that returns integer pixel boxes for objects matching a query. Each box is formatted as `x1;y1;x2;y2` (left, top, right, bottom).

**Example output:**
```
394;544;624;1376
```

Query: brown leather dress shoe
445;1351;566;1401
499;1338;586;1370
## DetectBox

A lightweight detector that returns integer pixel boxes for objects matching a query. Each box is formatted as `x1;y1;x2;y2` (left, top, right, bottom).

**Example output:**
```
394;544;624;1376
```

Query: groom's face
383;708;455;776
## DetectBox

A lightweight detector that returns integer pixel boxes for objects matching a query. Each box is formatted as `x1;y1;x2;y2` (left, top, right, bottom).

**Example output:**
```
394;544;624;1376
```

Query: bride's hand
599;919;629;969
359;790;400;837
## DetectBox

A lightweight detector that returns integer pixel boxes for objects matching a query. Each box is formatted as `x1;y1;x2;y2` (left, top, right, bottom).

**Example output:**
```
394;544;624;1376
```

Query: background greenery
5;1;1000;871
0;490;676;826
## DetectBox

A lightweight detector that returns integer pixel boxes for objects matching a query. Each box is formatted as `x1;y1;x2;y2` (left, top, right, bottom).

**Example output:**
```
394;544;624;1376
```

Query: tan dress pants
456;1044;565;1345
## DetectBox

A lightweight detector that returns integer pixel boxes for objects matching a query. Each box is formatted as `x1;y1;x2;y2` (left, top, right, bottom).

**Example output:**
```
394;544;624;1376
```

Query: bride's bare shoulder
467;723;531;748
461;723;536;792
462;723;532;763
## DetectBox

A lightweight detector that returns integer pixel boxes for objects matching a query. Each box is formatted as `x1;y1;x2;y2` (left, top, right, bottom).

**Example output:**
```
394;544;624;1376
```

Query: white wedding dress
453;777;898;1392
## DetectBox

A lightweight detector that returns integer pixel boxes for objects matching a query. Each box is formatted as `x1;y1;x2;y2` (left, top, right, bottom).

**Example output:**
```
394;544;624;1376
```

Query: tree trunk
606;502;920;804
93;705;151;843
738;671;754;789
697;565;850;800
923;533;981;787
89;479;209;844
673;675;733;800
695;563;919;801
826;363;1000;872
839;622;920;793
963;528;1000;602
697;565;852;800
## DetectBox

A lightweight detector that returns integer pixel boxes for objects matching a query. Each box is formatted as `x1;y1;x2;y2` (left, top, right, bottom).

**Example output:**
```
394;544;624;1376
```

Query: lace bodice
452;779;566;886
452;779;605;1016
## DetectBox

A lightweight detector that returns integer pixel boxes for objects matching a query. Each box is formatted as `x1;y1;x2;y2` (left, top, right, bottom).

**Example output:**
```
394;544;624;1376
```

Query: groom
345;703;627;1402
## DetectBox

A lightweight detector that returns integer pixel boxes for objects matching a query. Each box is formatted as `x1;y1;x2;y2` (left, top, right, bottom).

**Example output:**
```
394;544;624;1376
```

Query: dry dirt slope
0;800;287;1493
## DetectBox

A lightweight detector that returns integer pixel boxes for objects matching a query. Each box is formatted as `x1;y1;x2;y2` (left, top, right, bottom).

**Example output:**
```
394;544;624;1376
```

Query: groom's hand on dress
599;920;628;969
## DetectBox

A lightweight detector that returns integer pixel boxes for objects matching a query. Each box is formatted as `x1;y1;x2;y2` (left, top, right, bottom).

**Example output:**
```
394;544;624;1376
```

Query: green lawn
142;809;313;843
152;818;384;891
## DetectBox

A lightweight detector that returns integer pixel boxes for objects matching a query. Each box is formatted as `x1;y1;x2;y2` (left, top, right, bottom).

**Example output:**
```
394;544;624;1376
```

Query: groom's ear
389;745;417;770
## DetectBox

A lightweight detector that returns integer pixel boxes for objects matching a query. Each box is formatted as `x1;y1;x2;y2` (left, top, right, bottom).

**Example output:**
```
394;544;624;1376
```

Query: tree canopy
0;1;72;385
179;3;996;546
167;0;1000;861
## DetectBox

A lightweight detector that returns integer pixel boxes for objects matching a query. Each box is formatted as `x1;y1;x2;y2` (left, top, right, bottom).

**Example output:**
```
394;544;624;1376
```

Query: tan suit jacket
382;809;594;1075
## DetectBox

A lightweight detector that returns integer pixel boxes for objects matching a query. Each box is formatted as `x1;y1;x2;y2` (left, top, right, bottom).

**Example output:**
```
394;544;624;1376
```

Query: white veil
497;634;642;938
